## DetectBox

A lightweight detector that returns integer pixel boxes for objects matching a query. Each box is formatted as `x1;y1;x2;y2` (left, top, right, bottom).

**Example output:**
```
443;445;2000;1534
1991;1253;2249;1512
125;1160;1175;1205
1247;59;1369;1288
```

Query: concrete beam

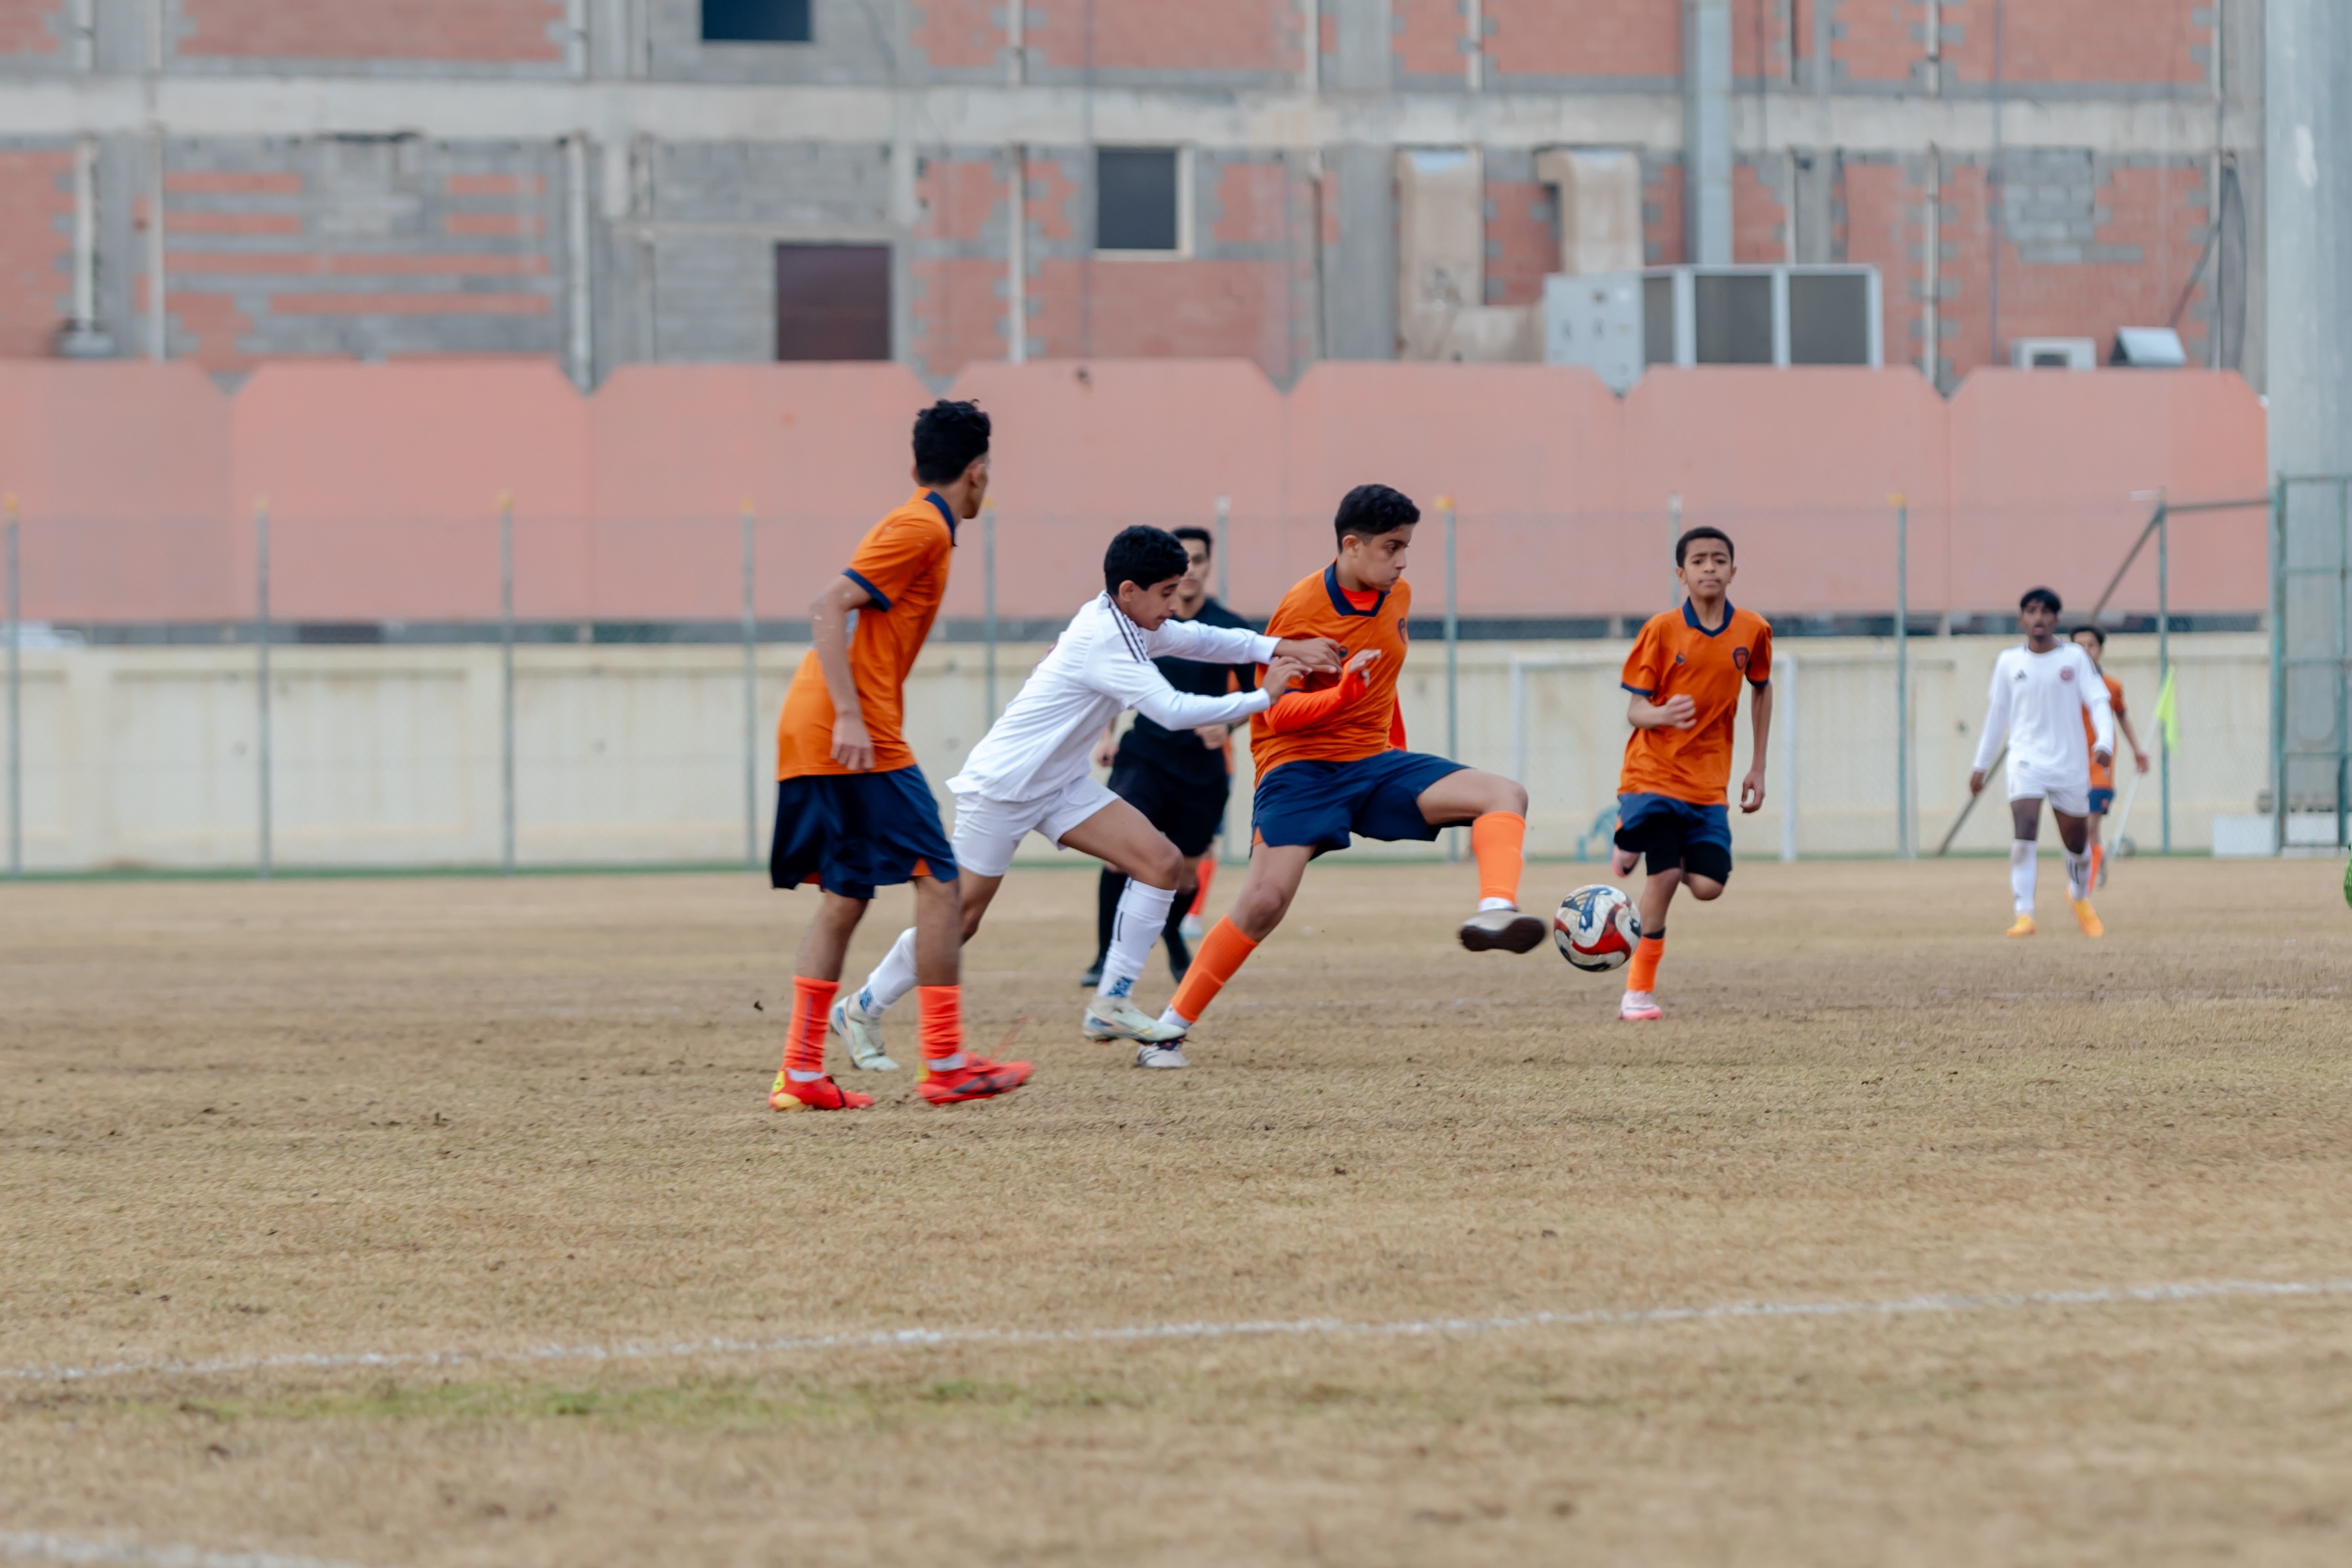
0;75;2259;157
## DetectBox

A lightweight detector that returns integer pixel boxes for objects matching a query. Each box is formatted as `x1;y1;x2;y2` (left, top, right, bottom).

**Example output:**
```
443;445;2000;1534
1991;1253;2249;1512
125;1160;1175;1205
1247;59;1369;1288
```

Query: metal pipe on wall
741;500;758;871
566;134;593;389
1006;145;1027;365
1442;495;1460;861
5;497;18;882
145;130;165;360
499;494;516;875
1895;496;1912;858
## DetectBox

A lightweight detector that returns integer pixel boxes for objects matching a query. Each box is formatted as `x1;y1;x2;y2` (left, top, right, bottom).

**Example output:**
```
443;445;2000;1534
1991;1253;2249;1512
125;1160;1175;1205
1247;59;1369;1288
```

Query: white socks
2010;840;2037;915
2065;848;2092;902
857;926;920;1018
1098;879;1177;1000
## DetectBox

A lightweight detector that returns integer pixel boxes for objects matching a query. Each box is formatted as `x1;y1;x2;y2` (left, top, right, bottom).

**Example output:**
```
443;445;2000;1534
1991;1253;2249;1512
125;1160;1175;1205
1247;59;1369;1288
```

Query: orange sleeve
1265;671;1368;734
1621;621;1664;696
1747;621;1773;686
841;514;943;611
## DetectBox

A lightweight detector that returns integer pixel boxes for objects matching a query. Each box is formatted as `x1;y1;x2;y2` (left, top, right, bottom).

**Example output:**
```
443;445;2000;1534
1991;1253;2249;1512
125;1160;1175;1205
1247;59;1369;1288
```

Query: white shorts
2006;760;2090;819
950;775;1121;878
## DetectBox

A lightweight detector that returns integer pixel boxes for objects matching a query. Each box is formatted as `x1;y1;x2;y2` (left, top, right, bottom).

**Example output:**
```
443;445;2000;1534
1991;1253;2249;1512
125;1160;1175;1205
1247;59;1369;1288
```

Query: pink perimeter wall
0;359;2269;625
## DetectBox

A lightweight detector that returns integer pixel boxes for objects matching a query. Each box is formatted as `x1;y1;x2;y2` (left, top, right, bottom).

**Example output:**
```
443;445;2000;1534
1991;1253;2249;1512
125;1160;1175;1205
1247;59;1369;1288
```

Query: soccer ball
1554;884;1641;972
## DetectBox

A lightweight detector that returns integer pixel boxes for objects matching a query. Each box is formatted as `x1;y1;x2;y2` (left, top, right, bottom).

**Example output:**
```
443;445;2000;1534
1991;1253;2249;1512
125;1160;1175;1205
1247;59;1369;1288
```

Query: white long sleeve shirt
1971;641;2115;779
947;592;1277;803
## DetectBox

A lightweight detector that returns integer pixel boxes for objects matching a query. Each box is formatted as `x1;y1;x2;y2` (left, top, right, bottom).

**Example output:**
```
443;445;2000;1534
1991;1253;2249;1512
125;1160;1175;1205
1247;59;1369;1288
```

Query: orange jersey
1248;564;1413;777
1617;600;1773;804
776;489;957;779
2084;673;2125;789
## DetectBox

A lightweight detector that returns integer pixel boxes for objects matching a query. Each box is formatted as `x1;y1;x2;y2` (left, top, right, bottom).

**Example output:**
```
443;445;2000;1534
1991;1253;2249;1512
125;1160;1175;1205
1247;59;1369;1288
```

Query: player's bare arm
1628;691;1699;730
1741;680;1772;814
809;573;878;772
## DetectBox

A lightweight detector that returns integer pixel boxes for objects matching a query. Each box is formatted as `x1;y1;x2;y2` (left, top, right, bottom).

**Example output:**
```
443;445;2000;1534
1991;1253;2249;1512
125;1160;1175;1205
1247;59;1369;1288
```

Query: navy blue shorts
1615;791;1734;882
2087;786;2116;814
770;768;958;901
1252;750;1468;853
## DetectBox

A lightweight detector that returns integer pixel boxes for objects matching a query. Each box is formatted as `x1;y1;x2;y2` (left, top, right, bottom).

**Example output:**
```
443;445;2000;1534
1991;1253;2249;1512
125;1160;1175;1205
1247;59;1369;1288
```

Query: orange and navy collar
923;488;959;543
1322;562;1388;618
1681;597;1737;637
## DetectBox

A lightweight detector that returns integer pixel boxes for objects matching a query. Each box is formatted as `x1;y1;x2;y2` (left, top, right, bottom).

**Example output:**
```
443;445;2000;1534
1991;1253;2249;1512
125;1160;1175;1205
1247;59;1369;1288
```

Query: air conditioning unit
2012;337;2097;370
1544;264;1882;392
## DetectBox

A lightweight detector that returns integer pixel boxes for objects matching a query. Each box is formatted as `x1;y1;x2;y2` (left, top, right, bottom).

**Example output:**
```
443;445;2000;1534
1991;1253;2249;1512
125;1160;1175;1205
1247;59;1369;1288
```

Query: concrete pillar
1325;144;1398;359
1683;0;1732;266
2266;0;2352;817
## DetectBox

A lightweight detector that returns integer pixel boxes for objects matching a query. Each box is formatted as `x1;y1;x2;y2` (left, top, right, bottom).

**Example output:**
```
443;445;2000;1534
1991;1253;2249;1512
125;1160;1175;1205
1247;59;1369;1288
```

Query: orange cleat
770;1071;875;1112
2070;898;2105;939
916;1056;1034;1105
2005;914;2037;939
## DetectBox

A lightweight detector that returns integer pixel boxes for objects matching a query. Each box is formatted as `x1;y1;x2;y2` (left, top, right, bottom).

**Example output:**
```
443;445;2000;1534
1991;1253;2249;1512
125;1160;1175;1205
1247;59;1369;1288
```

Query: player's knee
1685;877;1725;901
1231;884;1291;937
1498;775;1529;815
1137;836;1185;888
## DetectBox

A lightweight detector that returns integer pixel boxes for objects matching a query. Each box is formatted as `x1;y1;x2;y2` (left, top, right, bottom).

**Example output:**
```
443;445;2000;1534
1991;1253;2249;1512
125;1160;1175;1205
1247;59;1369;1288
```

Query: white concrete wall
0;634;2268;873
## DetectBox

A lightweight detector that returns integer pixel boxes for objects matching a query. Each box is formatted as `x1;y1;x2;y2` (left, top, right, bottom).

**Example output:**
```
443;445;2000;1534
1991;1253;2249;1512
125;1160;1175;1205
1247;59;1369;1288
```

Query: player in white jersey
1968;586;2115;938
831;526;1340;1064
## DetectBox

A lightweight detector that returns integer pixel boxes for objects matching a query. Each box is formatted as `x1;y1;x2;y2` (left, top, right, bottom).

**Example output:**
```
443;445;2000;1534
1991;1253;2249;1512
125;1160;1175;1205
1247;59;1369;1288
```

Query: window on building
703;0;812;43
1096;148;1182;253
775;244;890;361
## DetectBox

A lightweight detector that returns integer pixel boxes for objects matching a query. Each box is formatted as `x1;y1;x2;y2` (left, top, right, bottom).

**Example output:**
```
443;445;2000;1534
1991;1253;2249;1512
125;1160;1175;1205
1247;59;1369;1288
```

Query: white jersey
947;592;1277;804
1971;641;2115;782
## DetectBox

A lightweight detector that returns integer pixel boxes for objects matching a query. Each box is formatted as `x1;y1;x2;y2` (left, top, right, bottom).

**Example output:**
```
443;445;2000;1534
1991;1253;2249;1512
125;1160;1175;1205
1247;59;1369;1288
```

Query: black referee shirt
1117;596;1258;784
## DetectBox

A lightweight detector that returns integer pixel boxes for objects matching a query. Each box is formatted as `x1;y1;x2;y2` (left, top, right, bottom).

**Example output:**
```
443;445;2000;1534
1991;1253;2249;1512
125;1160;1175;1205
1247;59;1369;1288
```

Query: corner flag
2152;667;2179;753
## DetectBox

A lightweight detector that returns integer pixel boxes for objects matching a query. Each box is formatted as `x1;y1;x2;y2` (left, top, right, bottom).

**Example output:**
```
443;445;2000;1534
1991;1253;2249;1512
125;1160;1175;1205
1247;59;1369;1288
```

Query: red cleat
915;1056;1033;1105
770;1071;875;1112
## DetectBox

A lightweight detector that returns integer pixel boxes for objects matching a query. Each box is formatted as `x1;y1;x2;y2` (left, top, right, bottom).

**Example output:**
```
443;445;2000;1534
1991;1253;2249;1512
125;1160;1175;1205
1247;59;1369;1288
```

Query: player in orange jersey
766;400;1030;1111
1147;484;1544;1063
2071;625;2149;888
1608;526;1773;1021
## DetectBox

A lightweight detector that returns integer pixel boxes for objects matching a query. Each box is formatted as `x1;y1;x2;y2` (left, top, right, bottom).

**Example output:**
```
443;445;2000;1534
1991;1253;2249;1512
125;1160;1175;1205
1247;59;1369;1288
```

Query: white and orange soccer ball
1554;884;1641;972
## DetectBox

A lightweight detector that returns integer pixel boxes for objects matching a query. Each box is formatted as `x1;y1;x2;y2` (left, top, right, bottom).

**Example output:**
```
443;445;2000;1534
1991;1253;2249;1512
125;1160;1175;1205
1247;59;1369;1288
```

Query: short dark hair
1103;526;1191;597
1333;484;1419;545
2021;586;2063;614
1676;526;1735;566
912;400;991;485
1172;526;1213;558
2073;623;2106;647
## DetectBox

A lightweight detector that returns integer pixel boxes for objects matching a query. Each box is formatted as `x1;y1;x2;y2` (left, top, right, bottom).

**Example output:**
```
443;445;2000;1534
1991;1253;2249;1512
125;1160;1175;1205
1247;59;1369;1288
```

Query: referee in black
1079;525;1252;987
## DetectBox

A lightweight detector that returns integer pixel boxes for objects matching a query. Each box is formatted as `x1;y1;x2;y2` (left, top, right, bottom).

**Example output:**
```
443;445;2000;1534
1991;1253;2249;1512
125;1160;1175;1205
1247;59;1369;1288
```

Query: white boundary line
7;1275;2349;1388
0;1530;382;1568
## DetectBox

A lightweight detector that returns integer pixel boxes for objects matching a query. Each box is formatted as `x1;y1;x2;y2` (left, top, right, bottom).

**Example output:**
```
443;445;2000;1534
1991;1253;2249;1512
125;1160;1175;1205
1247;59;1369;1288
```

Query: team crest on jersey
2059;665;2076;682
1733;647;1750;671
1673;652;1686;665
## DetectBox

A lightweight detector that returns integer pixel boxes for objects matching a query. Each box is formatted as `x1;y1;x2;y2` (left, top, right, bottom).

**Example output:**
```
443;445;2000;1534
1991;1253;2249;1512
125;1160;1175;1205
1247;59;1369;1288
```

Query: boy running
1146;484;1545;1062
831;526;1336;1067
1968;587;2115;938
766;399;1031;1112
1609;526;1773;1022
2071;624;2149;888
1079;525;1252;987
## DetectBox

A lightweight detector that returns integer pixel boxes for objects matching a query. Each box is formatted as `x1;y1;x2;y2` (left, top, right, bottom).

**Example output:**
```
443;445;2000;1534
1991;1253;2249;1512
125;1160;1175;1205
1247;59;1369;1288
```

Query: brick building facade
0;0;2262;390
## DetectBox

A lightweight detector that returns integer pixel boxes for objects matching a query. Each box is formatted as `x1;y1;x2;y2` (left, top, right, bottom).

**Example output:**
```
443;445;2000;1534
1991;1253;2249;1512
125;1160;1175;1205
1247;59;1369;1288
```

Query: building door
775;244;891;361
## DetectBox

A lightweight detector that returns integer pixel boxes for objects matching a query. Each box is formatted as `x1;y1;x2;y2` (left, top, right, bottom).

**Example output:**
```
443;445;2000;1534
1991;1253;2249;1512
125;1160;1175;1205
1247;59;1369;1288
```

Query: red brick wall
1488;0;1679;79
1484;178;1555;306
178;0;565;62
0;150;69;357
1392;0;1462;77
908;156;1008;380
910;0;1002;70
1826;0;1929;85
1209;161;1289;245
1733;0;1790;80
1024;0;1297;73
1732;161;1786;262
1027;258;1292;374
1937;0;2207;86
1838;159;1927;373
0;0;62;55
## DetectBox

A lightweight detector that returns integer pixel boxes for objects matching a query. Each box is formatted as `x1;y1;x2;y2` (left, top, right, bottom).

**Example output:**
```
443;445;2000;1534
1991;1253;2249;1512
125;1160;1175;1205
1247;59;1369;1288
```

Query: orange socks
2090;842;2104;886
783;976;838;1081
1625;933;1664;994
1470;811;1527;905
1166;917;1258;1025
1189;858;1216;917
917;984;964;1067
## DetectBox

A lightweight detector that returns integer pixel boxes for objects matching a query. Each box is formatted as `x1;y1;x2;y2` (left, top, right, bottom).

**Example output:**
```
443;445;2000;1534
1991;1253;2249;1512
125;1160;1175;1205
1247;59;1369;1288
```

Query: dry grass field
2;855;2349;1567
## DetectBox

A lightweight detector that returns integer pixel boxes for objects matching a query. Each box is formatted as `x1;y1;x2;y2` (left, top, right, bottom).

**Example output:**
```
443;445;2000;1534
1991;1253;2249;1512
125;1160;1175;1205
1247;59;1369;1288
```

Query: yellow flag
2152;666;2179;753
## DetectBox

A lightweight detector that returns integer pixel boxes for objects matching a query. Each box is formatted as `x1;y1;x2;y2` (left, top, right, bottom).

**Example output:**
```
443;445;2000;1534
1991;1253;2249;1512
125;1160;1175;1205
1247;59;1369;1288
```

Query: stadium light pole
1215;494;1229;607
499;493;515;877
741;499;758;872
2156;494;2172;854
5;494;18;882
254;496;272;881
1441;495;1460;863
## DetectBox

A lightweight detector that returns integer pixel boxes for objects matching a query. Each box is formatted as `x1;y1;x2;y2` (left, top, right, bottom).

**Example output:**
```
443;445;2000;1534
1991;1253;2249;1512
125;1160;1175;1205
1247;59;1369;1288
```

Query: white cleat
1618;989;1662;1022
1134;1042;1191;1069
1082;994;1189;1043
1178;913;1205;941
1459;907;1547;954
830;994;900;1071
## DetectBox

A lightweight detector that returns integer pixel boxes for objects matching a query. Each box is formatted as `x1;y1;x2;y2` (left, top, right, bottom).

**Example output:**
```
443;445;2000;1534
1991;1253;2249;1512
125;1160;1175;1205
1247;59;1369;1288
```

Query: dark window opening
775;244;891;361
703;0;812;43
1693;272;1773;365
1097;148;1180;252
1787;272;1870;365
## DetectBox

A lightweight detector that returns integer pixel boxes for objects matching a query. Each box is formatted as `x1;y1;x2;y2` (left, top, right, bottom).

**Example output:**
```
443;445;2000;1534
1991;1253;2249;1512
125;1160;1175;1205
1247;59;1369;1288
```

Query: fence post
1441;495;1459;862
1778;652;1798;862
2338;479;2351;849
2157;495;2171;854
2271;477;2288;854
1894;494;1912;858
254;496;272;880
983;499;997;724
5;495;18;882
1667;492;1683;609
741;499;758;871
499;493;515;876
1215;494;1230;608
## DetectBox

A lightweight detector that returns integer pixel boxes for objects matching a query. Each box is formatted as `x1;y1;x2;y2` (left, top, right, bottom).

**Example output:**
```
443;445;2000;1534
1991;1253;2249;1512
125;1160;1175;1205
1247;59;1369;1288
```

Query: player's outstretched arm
810;574;878;770
1262;648;1380;735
